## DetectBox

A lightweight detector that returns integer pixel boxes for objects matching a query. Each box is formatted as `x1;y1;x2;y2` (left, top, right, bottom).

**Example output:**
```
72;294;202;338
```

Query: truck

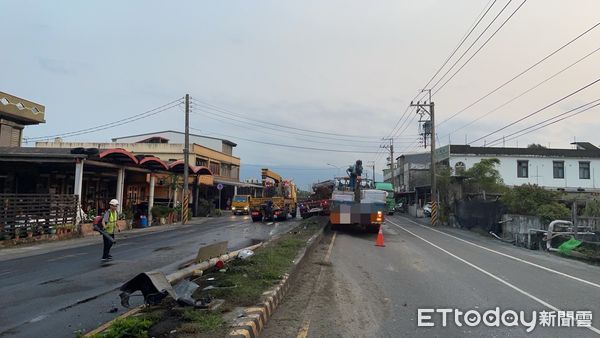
231;195;251;215
374;182;395;215
299;180;334;219
329;160;386;233
249;168;298;222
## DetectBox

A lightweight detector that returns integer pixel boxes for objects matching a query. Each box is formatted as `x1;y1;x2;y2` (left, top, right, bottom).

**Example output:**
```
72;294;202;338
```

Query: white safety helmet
109;199;120;206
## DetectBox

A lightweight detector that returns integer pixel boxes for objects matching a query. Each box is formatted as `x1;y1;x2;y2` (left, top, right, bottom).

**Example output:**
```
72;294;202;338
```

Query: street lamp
326;163;341;177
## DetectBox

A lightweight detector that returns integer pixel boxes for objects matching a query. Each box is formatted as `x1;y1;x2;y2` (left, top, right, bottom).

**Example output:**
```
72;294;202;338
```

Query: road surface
0;215;301;337
263;214;600;337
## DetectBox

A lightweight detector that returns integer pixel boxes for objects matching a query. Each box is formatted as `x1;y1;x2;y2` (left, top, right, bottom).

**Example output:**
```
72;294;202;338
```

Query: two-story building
442;143;600;192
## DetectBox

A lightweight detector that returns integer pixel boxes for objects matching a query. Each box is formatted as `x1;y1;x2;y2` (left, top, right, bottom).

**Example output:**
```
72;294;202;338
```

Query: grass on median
199;218;322;307
90;312;161;338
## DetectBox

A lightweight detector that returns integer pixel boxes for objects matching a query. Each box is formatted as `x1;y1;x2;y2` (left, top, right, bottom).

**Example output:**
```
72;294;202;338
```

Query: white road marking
388;219;600;335
393;216;600;290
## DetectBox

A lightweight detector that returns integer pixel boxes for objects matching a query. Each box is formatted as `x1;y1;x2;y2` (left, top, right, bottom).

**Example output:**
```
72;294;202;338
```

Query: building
0;91;45;146
441;143;600;191
37;130;260;208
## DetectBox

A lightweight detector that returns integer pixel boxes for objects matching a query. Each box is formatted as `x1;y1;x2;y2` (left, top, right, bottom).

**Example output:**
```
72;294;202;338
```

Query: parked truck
249;168;298;222
329;160;386;232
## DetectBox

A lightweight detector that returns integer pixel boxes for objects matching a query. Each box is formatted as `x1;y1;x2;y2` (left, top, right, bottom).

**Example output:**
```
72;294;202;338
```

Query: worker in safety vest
101;199;120;261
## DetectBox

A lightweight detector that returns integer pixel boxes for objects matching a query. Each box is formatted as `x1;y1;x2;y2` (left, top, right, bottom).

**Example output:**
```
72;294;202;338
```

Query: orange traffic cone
375;226;385;247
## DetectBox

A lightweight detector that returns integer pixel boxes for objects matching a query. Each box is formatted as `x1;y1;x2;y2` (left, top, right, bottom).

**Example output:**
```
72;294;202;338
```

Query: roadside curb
227;226;325;338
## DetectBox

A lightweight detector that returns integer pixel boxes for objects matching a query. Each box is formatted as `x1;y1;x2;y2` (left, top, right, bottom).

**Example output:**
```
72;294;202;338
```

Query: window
517;160;528;178
196;158;208;167
553;161;564;179
580;161;590;179
209;162;220;176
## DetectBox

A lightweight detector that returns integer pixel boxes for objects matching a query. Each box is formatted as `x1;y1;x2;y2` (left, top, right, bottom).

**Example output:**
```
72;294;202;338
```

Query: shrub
502;184;559;215
536;203;571;225
151;205;172;218
583;199;600;217
502;184;571;225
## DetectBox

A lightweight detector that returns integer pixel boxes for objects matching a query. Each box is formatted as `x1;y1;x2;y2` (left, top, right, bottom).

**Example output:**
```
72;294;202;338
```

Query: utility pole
182;94;190;224
381;138;395;189
411;89;437;225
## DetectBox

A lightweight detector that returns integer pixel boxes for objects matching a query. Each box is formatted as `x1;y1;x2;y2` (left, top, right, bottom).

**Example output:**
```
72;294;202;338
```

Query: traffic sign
217;183;224;190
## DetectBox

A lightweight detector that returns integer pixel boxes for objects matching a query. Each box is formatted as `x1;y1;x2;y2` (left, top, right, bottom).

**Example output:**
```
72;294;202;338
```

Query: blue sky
2;0;599;190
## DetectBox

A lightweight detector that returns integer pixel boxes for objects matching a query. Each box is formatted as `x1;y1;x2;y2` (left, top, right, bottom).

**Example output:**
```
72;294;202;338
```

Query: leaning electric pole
410;89;437;225
182;94;190;224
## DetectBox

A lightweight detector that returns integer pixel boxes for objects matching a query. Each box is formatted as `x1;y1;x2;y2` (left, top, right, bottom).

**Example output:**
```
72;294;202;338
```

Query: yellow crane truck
250;168;298;222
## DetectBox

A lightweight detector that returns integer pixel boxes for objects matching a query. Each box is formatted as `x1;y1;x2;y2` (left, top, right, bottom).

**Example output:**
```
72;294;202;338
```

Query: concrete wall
578;217;600;232
449;155;600;190
501;214;543;248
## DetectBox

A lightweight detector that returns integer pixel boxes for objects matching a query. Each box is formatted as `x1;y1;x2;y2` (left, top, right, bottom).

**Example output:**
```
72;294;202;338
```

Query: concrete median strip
227;227;325;338
85;242;263;337
85;218;326;337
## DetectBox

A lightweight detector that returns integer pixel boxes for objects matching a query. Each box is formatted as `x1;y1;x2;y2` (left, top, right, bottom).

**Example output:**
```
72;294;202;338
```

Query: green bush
583;199;600;217
213;208;223;217
536;203;571;225
502;184;571;225
502;184;559;215
151;205;173;218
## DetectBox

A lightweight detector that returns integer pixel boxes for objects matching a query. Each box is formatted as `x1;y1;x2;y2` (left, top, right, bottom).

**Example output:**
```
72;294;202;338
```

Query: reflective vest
105;210;118;234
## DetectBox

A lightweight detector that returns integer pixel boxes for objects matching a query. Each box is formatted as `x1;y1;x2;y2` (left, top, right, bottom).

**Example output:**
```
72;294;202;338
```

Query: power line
191;109;414;148
190;127;381;154
429;0;517;93
190;106;416;144
469;76;600;145
371;0;508;167
432;0;527;96
421;0;498;91
439;21;600;126
442;46;600;138
190;98;387;140
490;100;600;146
25;98;183;142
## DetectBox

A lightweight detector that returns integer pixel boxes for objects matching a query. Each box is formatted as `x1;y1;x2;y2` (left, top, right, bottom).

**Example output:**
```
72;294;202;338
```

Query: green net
558;238;582;254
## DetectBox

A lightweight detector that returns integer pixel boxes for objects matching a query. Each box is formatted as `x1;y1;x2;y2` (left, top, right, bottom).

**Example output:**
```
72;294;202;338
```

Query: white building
440;143;600;191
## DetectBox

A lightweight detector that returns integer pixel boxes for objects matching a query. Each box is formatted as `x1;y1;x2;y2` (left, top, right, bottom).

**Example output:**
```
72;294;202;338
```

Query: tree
527;143;547;149
463;158;505;193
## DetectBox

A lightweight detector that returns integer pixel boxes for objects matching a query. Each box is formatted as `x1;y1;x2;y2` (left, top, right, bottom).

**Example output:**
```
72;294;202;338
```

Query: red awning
98;148;139;164
139;156;169;171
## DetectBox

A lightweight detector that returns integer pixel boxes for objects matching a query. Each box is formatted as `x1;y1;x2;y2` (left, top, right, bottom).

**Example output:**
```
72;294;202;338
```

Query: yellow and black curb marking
228;274;291;338
227;227;325;338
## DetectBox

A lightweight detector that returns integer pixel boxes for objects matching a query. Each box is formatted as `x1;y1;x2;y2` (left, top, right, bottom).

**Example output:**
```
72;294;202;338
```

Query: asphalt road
264;214;600;337
0;215;301;338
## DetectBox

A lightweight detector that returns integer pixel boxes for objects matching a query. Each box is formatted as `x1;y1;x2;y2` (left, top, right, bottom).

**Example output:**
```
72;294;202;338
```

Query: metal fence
0;194;78;240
